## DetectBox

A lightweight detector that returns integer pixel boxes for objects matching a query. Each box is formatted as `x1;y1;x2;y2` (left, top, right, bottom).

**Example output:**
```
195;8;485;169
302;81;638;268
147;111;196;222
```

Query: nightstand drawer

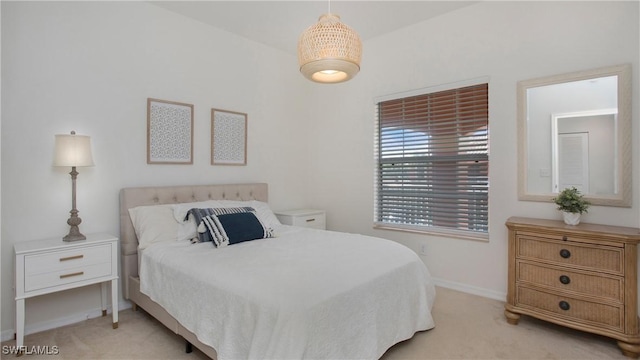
25;261;113;292
517;261;622;302
25;243;112;275
276;209;326;230
24;244;113;292
517;286;623;331
290;214;325;229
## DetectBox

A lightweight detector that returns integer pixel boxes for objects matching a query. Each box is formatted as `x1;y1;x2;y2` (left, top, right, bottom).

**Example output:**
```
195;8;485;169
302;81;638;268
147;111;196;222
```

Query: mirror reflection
552;109;617;195
517;64;631;207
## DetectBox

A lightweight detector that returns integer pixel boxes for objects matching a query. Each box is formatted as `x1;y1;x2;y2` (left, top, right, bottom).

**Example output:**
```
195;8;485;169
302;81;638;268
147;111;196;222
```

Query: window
374;82;489;237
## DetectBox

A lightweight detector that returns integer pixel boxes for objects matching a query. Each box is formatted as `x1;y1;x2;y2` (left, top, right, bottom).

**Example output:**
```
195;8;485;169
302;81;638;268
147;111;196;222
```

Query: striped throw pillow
202;211;273;247
186;207;255;243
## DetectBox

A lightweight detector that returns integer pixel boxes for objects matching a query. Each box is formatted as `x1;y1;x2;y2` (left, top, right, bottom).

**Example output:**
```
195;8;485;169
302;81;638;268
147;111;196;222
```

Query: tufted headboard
119;183;268;299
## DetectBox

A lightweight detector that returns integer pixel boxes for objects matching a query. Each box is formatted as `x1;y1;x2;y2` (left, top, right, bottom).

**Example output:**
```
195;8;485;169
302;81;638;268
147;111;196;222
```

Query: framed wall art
211;108;247;165
147;98;194;164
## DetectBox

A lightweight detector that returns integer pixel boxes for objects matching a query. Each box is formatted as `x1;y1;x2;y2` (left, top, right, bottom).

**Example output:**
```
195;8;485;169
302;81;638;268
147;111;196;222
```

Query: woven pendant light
297;13;362;84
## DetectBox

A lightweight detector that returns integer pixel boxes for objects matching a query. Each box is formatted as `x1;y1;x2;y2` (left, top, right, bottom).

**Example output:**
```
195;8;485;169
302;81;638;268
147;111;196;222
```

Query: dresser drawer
516;235;623;274
24;244;113;292
517;286;623;332
517;261;622;302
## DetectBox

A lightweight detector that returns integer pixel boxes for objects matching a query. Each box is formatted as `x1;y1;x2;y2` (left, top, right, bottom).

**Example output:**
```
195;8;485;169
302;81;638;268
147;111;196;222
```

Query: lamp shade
53;132;94;167
297;13;362;84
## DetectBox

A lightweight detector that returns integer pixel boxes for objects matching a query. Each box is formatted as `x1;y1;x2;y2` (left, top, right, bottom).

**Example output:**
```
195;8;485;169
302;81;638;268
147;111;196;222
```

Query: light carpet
2;286;628;359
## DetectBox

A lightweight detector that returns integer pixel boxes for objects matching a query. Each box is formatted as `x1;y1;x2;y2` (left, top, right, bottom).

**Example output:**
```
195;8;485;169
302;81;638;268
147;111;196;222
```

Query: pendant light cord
328;0;331;14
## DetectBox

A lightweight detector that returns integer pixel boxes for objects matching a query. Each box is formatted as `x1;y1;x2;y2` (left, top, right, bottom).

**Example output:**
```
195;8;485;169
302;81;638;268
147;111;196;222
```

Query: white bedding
140;225;436;360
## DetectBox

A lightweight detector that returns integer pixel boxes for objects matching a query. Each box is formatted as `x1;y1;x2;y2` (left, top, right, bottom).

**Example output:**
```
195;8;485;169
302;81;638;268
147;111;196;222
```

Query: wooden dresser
505;217;640;358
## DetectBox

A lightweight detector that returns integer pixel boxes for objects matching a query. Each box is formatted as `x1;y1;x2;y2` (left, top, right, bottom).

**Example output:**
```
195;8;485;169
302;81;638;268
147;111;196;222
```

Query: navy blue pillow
187;207;255;243
216;212;269;245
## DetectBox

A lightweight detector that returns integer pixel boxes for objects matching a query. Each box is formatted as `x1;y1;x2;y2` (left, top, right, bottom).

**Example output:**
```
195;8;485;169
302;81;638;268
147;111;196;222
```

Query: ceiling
151;1;478;55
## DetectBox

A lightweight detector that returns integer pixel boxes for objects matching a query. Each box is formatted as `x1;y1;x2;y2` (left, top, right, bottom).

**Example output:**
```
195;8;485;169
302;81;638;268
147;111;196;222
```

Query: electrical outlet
420;244;428;255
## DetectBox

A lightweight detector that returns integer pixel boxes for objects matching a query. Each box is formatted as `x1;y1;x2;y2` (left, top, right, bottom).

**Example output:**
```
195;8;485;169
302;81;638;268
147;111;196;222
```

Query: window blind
374;83;489;234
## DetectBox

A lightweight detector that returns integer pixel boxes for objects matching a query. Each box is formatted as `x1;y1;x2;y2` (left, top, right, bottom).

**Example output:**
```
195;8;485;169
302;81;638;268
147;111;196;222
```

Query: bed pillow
128;204;178;249
172;200;222;241
187;207;255;243
176;216;198;242
172;200;222;224
173;200;281;238
248;200;282;229
202;211;273;247
207;200;281;229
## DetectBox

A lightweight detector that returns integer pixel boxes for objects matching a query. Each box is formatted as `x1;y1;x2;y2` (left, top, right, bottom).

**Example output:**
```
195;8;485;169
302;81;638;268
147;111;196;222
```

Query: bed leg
131;302;137;311
185;341;193;354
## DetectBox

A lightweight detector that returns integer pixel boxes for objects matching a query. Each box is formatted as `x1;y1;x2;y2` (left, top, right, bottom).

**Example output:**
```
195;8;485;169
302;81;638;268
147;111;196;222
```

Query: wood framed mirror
517;64;632;207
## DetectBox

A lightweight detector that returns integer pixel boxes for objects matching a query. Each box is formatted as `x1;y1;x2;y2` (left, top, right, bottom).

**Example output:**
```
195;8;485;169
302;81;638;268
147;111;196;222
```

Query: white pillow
248;200;282;229
215;200;282;229
172;200;228;243
172;200;223;224
128;204;179;249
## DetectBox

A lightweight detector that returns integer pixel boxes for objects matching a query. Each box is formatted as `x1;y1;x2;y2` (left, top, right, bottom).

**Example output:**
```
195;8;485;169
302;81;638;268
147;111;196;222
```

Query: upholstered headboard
119;183;268;299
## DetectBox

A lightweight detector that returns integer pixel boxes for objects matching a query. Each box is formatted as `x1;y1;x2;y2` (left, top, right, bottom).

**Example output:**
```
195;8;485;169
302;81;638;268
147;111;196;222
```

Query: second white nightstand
275;209;326;230
14;233;119;351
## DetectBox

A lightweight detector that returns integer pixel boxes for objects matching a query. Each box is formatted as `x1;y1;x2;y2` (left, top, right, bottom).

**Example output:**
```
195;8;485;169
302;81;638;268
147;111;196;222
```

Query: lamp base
63;232;86;242
63;167;87;242
63;224;86;242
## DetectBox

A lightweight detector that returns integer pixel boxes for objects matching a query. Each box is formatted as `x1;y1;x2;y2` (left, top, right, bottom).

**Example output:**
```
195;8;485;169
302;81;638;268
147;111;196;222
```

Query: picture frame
147;98;194;164
211;108;247;165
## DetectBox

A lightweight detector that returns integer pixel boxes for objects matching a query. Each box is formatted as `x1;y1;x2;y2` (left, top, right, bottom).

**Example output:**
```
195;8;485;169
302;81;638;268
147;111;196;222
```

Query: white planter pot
562;212;581;225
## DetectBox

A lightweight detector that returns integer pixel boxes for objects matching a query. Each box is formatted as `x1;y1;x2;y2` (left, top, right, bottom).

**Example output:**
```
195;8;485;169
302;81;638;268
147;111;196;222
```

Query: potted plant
552;187;590;225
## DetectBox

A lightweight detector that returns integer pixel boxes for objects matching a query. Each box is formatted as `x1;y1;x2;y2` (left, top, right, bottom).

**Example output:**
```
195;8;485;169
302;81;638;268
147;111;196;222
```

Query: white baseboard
433;277;507;302
0;301;132;342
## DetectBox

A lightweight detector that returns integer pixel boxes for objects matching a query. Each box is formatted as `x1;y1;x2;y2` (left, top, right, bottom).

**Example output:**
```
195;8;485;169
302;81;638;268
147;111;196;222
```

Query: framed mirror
517;64;632;207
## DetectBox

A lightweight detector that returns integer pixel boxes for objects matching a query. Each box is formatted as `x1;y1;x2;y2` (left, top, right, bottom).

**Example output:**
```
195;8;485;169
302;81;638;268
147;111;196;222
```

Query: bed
120;183;436;359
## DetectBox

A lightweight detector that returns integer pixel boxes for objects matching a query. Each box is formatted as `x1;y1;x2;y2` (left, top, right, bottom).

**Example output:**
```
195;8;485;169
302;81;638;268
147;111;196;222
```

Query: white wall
305;1;639;299
0;1;313;338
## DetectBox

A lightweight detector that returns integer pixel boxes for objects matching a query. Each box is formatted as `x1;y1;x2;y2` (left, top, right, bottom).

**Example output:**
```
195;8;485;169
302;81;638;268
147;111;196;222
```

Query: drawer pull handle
559;275;571;285
559;301;571;311
60;255;84;262
559;249;571;259
306;218;316;222
562;236;568;241
60;271;84;279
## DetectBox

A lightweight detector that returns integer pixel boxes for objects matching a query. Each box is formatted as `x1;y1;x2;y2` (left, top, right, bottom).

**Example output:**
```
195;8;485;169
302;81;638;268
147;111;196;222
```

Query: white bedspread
140;225;436;360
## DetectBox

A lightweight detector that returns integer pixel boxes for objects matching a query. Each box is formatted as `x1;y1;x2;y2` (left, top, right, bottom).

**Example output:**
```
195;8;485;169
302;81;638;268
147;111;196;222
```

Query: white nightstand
14;233;119;350
275;209;326;230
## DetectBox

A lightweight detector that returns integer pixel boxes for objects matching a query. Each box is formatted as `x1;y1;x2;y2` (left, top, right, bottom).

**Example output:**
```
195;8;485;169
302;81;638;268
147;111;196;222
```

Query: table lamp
53;131;94;241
